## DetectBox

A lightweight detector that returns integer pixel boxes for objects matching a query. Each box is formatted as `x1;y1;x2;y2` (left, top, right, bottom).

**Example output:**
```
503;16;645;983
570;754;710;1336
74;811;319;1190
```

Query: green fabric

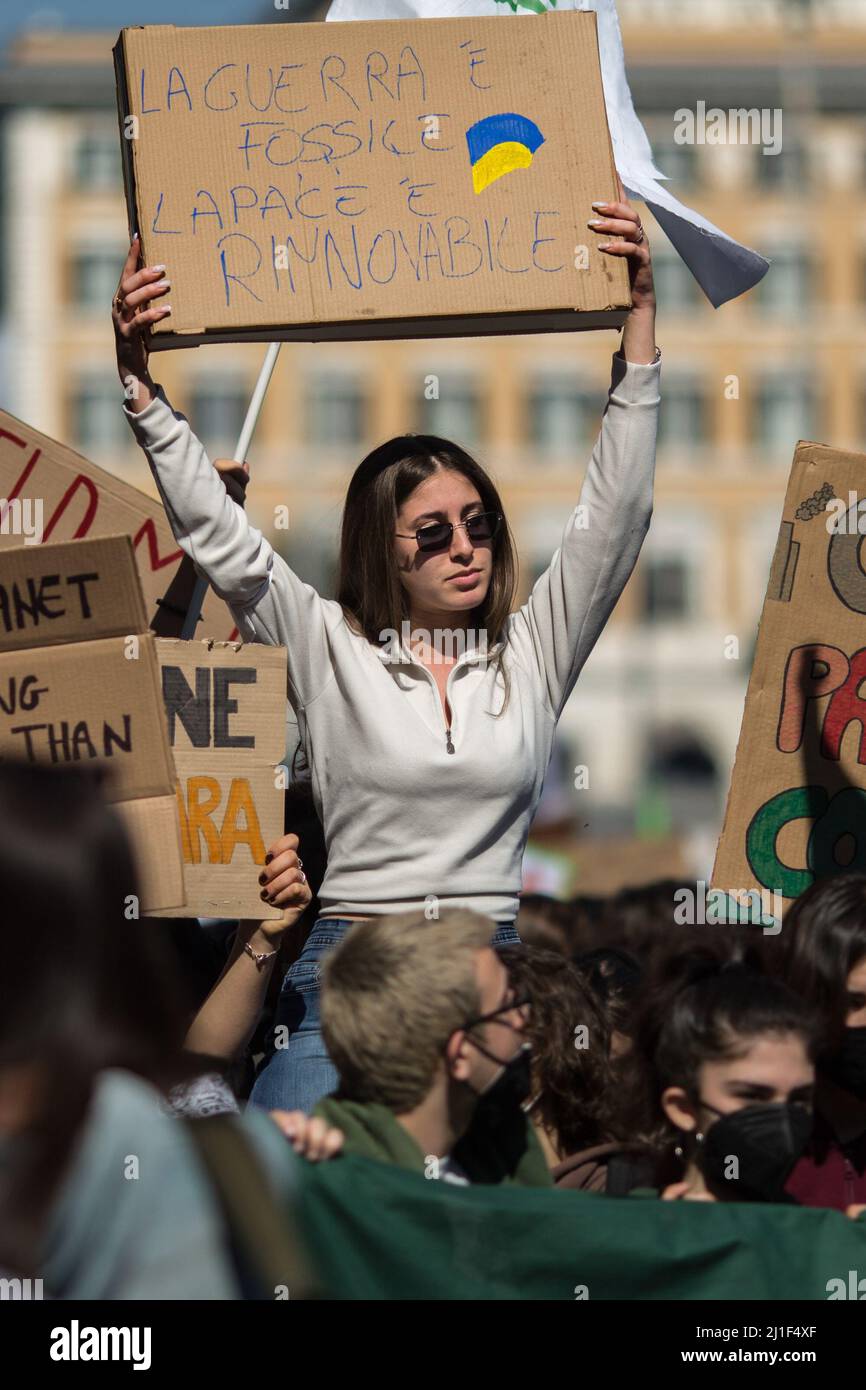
294;1153;866;1300
313;1096;551;1187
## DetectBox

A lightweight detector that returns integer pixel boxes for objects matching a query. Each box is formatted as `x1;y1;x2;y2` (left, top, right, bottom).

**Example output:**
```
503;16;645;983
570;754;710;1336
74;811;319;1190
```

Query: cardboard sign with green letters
714;441;866;920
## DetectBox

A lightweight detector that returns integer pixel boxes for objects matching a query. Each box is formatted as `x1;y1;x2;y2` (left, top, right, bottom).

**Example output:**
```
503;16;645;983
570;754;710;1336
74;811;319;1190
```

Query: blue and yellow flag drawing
465;112;545;194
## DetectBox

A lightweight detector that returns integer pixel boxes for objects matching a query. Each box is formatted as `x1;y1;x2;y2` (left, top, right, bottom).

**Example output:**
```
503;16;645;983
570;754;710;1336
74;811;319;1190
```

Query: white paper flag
325;0;769;307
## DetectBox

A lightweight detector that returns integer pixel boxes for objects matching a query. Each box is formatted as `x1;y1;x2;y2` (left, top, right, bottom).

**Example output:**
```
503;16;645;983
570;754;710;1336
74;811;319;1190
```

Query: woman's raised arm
507;189;659;720
112;236;340;712
506;346;660;720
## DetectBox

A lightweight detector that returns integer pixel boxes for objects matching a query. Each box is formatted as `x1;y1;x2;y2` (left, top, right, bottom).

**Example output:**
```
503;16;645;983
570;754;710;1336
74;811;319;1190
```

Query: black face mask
467;1040;533;1120
696;1100;813;1202
821;1028;866;1101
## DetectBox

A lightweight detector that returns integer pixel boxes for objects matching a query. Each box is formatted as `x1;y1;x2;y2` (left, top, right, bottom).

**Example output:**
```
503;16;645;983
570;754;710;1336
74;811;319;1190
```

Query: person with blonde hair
282;909;550;1186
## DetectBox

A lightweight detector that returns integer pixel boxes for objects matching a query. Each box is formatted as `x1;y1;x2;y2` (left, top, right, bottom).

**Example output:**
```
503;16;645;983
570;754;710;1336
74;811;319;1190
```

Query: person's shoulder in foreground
40;1068;298;1299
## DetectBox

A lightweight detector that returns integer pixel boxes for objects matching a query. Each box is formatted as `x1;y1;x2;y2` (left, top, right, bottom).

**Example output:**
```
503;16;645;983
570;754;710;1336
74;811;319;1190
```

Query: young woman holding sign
113;182;660;1113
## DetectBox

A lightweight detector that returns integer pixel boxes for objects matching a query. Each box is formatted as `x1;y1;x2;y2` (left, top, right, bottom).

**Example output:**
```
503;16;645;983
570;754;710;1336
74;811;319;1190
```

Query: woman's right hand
258;832;308;916
112;233;172;408
214;458;250;508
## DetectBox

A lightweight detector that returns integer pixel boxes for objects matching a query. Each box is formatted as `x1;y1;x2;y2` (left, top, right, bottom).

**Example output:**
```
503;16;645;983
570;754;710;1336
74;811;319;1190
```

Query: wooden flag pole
181;341;283;640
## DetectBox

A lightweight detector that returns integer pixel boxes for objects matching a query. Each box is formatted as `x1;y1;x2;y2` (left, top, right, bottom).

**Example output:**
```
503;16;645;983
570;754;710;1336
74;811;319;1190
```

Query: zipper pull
445;728;455;754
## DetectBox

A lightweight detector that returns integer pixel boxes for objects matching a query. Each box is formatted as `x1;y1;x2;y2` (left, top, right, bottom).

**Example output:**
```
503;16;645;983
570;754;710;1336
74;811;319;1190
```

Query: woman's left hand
589;171;656;316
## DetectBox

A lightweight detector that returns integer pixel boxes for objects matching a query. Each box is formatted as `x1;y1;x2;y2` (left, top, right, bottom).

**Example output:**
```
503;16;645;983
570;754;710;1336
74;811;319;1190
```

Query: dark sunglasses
395;509;502;554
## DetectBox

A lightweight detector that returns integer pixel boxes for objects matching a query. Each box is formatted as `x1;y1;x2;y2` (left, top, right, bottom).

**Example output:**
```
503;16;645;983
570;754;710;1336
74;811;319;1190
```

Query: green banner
295;1154;866;1300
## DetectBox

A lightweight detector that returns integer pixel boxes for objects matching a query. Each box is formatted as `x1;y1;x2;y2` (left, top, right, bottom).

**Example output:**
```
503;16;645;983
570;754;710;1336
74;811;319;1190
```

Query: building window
657;376;707;449
639;112;700;191
754;375;816;452
753;137;806;191
413;373;481;447
73;127;120;190
70;249;122;312
649;247;701;312
752;246;811;315
71;376;129;455
644;730;720;836
272;527;338;599
642;555;691;623
304;370;366;447
526;376;604;451
189;377;249;452
648;135;699;190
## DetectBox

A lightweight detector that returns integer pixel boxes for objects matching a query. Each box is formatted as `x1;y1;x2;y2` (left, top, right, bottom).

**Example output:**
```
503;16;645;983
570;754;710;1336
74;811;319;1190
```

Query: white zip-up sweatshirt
123;348;660;923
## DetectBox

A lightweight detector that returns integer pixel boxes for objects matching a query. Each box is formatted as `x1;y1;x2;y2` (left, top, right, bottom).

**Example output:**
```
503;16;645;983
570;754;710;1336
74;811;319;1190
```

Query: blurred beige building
1;0;865;883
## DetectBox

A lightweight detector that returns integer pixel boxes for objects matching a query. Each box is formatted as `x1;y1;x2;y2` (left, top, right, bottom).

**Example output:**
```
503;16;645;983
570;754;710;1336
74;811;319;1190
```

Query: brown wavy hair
336;434;518;713
500;945;616;1156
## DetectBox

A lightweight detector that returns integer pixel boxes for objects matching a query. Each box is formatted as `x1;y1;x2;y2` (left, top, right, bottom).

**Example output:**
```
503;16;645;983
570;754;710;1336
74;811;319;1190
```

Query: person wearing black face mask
307;908;552;1188
627;945;820;1205
786;1016;866;1211
460;1034;534;1117
686;1097;812;1204
439;1029;536;1186
771;874;866;1212
660;1062;816;1205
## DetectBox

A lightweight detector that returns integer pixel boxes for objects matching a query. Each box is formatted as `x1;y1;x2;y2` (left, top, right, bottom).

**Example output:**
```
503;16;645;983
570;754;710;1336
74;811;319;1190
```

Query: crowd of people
1;757;865;1298
4;183;864;1301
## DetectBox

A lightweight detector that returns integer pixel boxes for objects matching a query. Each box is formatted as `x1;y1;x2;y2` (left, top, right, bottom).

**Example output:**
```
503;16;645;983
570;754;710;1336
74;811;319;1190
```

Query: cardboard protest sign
713;441;866;926
112;12;629;347
0;536;184;912
150;637;287;920
0;638;173;801
0;407;237;640
0;534;147;654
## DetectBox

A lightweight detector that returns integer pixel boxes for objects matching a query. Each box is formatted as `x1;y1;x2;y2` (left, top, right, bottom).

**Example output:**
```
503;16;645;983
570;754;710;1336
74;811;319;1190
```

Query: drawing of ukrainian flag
465;112;545;195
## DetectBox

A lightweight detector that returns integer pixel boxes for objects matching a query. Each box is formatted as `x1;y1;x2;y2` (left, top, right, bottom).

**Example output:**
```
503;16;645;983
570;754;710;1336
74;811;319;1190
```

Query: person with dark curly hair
574;945;643;1058
500;946;654;1192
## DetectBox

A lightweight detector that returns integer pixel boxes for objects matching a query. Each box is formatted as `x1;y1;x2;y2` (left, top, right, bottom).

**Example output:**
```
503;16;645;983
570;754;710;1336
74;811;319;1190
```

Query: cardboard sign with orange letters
151;638;287;920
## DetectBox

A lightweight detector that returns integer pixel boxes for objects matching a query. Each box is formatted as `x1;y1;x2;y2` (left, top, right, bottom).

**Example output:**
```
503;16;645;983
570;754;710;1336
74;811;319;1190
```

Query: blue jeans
249;915;522;1114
